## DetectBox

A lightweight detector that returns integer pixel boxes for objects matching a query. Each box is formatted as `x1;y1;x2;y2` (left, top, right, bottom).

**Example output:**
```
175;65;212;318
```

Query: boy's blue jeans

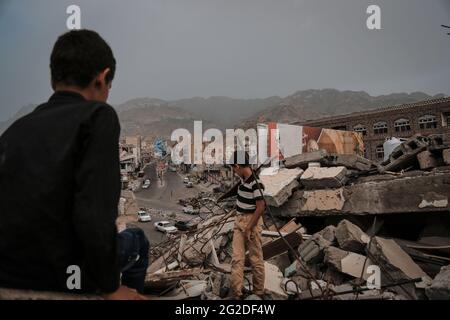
117;228;149;294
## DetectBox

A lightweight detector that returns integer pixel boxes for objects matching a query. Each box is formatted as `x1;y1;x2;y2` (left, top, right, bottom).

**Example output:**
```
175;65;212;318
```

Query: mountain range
1;89;446;138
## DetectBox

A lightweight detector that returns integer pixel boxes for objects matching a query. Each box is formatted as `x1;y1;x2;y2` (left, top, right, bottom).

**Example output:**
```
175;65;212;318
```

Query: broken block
318;225;336;243
264;262;288;299
324;246;372;279
284;149;329;169
335;220;370;254
425;265;450;300
325;154;374;171
443;149;450;165
417;151;438;170
298;234;331;264
378;135;429;173
368;237;427;282
260;168;303;207
300;166;348;189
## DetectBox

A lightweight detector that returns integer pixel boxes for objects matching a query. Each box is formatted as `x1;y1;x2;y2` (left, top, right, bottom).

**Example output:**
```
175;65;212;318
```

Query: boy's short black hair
50;29;116;88
229;150;251;167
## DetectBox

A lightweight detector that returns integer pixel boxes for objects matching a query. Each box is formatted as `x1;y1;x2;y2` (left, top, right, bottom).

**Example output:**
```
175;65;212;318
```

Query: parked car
169;167;177;172
154;221;177;233
183;177;190;184
182;205;199;215
142;179;151;189
186;181;193;188
137;209;151;222
175;220;197;232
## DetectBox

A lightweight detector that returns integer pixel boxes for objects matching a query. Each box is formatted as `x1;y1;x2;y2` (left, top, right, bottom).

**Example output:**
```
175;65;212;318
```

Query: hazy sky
1;0;449;121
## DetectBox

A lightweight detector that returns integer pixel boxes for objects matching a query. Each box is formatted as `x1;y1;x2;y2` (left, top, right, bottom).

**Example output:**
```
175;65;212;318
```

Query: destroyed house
295;98;450;161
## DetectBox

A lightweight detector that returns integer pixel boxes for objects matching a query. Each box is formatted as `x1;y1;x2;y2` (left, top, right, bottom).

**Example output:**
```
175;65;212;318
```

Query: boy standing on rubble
229;151;266;299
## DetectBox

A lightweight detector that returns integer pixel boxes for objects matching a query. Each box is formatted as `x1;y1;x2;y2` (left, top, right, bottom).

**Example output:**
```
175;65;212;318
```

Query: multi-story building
296;98;450;161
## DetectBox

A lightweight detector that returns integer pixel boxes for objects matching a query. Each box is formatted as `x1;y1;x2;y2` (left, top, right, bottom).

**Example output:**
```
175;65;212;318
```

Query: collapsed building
2;133;450;301
138;133;450;301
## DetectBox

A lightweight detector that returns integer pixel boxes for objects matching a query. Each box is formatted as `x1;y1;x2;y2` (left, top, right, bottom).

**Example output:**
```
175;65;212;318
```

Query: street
128;162;203;245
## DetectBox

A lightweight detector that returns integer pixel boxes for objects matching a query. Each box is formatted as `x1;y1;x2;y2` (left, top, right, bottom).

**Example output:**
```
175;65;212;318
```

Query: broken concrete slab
0;287;100;300
298;234;331;264
264;262;288;299
244;294;263;300
425;264;450;300
335;220;370;254
260;167;303;207
443;149;450;165
301;189;346;212
324;246;372;280
300;166;348;189
417;151;438;170
151;280;208;300
284;149;328;169
318;225;336;243
378;135;429;173
332;283;381;300
324;154;374;171
367;236;427;299
267;252;292;273
418;192;449;209
270;169;450;217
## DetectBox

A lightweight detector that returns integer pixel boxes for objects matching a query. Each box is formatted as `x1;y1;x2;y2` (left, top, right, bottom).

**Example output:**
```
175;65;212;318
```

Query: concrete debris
425;265;450;300
443;149;450;165
324;246;372;279
300;166;348;189
318;225;336;243
298;234;331;264
378;135;429;173
324;154;374;172
366;236;427;299
284;149;329;169
417;151;439;170
259;168;303;207
138;133;450;301
263;262;288;299
270;169;450;217
335;220;369;254
244;294;263;300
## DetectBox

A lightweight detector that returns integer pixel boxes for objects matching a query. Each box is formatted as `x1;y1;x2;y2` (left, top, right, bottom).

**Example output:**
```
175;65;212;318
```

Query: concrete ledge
0;287;101;300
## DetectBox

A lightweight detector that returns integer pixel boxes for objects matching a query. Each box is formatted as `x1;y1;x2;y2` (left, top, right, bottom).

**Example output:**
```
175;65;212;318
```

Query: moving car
186;181;193;188
175;220;197;232
182;205;199;215
137;209;151;222
183;177;190;184
142;179;151;189
154;221;178;234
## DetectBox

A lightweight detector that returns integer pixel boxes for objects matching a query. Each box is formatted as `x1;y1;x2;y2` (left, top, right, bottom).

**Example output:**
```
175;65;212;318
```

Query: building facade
296;98;450;161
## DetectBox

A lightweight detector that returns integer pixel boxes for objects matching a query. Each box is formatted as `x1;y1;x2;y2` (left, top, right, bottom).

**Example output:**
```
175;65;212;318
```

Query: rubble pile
143;134;450;300
4;135;448;300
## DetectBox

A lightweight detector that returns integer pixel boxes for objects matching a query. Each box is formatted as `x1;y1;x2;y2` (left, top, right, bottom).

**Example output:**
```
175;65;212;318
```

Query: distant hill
115;98;218;138
239;89;447;128
1;90;447;138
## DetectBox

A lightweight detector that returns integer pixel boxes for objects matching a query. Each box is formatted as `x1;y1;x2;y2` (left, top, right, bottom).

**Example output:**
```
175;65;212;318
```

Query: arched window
375;145;384;160
419;115;437;129
353;124;367;136
394;118;411;132
373;121;388;135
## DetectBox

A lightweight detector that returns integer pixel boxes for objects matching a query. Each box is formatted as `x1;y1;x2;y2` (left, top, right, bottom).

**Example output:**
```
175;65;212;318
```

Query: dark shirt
0;91;121;293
